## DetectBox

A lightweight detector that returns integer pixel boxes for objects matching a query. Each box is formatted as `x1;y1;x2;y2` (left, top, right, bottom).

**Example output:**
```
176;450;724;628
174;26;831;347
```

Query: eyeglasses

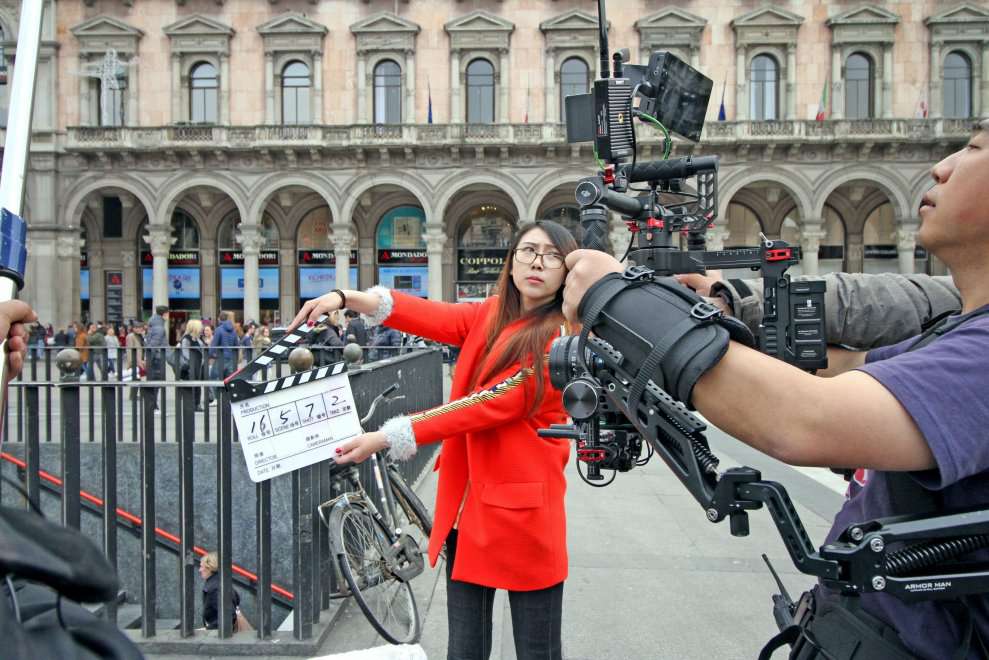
514;246;565;269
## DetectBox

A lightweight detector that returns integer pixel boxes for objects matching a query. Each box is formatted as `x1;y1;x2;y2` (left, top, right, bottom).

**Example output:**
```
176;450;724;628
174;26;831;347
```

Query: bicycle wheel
332;503;421;644
388;464;433;540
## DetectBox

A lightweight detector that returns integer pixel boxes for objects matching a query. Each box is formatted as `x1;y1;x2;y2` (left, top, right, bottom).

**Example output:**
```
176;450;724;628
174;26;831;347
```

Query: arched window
457;206;514;301
845;53;874;120
466;59;495;124
749;55;779;121
541;205;581;243
172;210;200;249
944;51;973;119
560;58;589;123
282;61;311;125
373;60;402;124
189;62;218;124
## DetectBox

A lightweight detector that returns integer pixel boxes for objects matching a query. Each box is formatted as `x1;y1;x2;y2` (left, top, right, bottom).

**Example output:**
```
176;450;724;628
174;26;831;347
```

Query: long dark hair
468;220;578;411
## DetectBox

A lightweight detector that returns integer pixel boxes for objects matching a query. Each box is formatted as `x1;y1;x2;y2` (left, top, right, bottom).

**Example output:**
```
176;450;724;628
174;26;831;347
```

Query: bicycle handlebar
360;382;404;427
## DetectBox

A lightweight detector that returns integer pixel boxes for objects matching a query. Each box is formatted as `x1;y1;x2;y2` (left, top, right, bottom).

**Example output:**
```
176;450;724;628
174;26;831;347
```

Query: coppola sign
457;249;505;281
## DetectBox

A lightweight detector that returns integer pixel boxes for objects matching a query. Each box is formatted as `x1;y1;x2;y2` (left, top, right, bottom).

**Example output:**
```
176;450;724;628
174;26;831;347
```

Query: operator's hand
287;289;345;333
562;250;623;323
675;270;731;316
0;300;37;385
334;431;388;465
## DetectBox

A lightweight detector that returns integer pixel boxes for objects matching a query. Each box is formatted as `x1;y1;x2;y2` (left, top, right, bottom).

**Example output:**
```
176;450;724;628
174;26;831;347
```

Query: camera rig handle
542;332;989;602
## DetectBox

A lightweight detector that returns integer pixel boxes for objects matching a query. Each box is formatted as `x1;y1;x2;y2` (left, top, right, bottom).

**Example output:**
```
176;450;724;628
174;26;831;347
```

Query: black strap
627;314;697;417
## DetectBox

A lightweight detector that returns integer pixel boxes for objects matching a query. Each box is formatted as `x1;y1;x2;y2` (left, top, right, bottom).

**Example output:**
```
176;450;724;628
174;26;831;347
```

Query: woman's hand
287;290;347;333
334;431;389;465
0;301;37;385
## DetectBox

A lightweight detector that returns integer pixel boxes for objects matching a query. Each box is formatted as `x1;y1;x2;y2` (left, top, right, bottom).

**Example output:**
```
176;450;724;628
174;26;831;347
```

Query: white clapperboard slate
224;316;363;482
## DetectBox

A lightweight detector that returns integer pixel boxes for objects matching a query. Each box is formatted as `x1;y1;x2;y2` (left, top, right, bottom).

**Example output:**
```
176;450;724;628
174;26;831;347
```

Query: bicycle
318;383;433;644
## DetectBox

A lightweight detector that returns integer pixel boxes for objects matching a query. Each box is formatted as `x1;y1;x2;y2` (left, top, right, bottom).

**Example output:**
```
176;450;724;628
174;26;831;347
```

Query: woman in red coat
291;220;577;660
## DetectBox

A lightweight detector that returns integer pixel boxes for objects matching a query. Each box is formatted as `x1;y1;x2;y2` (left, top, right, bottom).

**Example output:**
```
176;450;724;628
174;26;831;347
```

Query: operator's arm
713;272;960;349
562;250;934;473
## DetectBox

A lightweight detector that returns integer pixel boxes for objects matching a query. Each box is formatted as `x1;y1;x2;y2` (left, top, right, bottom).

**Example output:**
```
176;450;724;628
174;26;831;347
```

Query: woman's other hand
287;290;346;333
334;431;389;464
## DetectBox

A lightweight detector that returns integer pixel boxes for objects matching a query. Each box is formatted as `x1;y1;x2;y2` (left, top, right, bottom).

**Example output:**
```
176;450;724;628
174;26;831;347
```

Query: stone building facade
2;0;987;331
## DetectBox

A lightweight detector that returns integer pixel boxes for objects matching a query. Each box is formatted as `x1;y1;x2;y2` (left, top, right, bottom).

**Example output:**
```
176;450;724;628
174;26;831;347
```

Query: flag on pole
916;88;929;118
524;73;530;124
717;73;727;121
815;77;829;122
427;76;433;124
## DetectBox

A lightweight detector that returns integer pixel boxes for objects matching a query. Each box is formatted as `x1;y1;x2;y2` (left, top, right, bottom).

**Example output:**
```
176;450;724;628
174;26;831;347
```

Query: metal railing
0;345;443;650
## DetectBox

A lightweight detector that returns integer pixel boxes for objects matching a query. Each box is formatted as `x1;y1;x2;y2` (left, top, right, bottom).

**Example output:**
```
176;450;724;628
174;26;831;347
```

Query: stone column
830;47;843;120
450;50;462;123
220;53;231;124
930;41;943;119
55;233;84;326
896;224;919;275
980;41;989;118
882;45;893;119
171;53;182;122
332;225;355;290
145;225;174;312
280;240;295;321
264;52;275;124
498;49;510;124
356;52;367;123
785;44;797;120
424;225;447;301
544;49;556;123
404;50;415;124
735;46;747;121
846;233;865;273
799;222;826;276
78;55;89;125
237;226;264;324
313;51;324;124
126;56;138;127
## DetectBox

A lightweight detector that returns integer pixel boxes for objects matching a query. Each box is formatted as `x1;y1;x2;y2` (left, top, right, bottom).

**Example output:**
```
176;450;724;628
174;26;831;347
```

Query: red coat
385;291;570;591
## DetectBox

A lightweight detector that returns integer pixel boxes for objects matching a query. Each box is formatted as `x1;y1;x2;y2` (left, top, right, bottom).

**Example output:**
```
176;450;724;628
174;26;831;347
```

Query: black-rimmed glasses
514;246;565;269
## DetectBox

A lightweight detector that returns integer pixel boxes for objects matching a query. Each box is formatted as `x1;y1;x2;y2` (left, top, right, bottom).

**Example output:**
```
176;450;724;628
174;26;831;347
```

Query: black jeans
445;529;563;660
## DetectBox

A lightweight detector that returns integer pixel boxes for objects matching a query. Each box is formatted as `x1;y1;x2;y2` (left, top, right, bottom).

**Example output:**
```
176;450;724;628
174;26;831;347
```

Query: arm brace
578;269;753;409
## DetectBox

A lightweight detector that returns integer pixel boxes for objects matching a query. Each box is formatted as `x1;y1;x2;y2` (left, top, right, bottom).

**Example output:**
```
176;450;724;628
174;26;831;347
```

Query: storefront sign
142;267;201;299
297;249;359;266
105;270;123;324
220;267;280;300
377;266;428;298
80;269;90;301
219;250;279;266
864;245;928;260
299;267;360;299
140;250;200;266
377;249;427;264
457;249;505;281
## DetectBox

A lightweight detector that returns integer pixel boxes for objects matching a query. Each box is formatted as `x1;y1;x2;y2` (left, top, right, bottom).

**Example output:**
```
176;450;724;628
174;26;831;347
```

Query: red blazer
384;291;570;591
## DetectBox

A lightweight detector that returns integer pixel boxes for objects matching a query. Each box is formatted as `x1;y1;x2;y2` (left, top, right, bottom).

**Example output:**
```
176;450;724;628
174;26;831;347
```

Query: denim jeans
444;529;564;660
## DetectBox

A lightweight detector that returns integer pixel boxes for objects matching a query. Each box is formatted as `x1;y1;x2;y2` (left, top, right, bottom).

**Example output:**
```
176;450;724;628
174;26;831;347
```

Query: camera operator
561;120;989;659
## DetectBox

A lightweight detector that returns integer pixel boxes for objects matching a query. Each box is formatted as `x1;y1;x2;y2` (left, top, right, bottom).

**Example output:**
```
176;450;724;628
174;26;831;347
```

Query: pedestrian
292;220;577;660
104;325;120;376
54;327;67;348
178;319;206;411
74;323;89;379
343;309;369;346
145;306;169;410
239;322;255;365
209;311;239;403
368;322;401;362
251;324;272;358
198;551;245;632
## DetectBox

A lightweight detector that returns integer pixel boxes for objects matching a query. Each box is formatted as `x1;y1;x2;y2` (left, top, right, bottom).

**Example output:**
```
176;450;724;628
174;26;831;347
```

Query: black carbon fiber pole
579;205;610;253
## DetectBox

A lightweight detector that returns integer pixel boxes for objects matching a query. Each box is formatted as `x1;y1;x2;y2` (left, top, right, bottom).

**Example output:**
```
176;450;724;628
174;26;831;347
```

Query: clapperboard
224;316;363;482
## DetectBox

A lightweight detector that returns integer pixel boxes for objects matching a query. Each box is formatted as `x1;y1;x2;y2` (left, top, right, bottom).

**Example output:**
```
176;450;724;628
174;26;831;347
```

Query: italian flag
815;78;829;122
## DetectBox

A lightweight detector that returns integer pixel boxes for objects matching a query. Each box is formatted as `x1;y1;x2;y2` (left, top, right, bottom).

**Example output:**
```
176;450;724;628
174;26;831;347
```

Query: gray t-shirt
823;306;989;659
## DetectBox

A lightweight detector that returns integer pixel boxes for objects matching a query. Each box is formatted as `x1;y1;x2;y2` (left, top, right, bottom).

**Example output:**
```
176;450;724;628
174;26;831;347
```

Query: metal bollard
290;347;315;640
56;348;82;529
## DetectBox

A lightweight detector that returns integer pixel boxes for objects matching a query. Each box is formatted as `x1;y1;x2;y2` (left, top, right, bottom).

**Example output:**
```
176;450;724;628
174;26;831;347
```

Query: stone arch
245;173;340;227
811;167;910;221
445;189;519;242
288;193;336;240
62;175;156;230
433;171;526;229
526;169;588;220
727;188;775;232
0;7;17;40
718;167;814;223
339;173;433;231
154;173;249;228
364;190;426;242
909;171;933;223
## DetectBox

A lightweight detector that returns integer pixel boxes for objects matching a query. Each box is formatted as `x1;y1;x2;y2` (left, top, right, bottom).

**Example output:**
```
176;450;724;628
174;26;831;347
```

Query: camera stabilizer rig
541;0;989;646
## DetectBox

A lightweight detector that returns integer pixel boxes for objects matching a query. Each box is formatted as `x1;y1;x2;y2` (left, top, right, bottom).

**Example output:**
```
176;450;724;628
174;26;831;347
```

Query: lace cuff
364;286;394;326
380;416;417;461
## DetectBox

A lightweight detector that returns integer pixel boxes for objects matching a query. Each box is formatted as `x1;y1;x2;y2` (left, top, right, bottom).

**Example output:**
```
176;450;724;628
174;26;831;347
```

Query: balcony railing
60;119;977;152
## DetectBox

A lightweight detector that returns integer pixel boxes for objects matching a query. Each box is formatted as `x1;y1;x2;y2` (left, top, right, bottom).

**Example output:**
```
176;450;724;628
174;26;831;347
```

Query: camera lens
549;336;579;391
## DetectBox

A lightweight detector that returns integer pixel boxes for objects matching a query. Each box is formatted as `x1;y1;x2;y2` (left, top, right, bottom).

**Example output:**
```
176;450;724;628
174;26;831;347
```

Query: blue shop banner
377;265;428;298
142;267;200;300
220;267;280;299
80;269;90;301
299;267;359;299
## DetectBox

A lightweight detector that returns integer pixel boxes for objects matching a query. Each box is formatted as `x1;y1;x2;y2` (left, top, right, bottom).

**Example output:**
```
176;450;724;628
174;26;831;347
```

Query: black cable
5;575;21;623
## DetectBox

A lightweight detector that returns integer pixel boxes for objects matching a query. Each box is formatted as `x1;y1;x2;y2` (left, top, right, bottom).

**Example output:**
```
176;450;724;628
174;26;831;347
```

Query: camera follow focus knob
562;377;602;421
